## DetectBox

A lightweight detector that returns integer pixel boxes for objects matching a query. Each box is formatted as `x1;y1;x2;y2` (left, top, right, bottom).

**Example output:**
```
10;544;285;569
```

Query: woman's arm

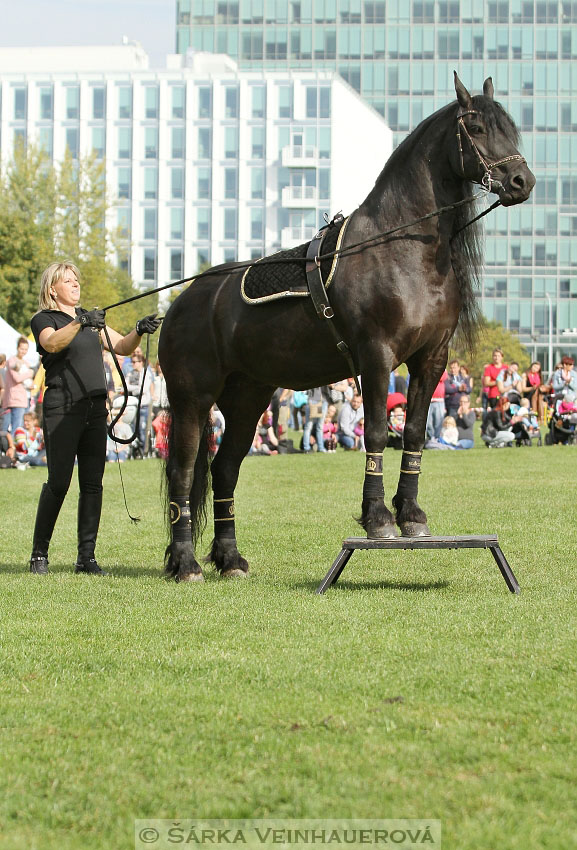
103;326;143;357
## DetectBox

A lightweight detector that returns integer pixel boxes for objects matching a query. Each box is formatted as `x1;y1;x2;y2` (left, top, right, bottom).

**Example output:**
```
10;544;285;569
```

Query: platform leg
489;545;520;594
316;547;354;594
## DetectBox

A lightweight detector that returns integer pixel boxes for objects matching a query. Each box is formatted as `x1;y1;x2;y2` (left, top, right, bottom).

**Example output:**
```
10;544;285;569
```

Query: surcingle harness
241;212;360;389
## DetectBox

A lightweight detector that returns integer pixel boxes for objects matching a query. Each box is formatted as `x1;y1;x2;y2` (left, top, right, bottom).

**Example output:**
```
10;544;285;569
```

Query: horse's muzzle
498;163;536;206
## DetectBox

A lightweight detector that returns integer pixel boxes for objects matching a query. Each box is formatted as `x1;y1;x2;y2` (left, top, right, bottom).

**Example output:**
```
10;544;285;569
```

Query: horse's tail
163;414;212;554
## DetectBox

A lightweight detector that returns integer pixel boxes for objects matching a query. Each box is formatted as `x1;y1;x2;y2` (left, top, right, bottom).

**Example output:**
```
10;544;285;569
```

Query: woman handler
28;261;161;575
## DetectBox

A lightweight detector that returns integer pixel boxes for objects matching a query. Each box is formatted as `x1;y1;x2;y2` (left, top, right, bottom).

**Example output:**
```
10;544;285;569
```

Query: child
13;412;46;467
323;404;338;452
439;415;459;447
353;417;365;451
152;409;171;459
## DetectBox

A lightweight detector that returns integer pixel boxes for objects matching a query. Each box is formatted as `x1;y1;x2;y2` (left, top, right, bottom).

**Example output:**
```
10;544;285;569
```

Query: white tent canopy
0;315;40;366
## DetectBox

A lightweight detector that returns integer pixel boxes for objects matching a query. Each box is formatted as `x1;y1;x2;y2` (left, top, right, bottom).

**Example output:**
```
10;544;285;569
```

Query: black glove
76;308;106;329
136;314;162;335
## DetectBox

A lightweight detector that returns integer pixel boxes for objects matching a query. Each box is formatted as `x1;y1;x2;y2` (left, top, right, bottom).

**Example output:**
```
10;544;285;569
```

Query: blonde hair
442;416;457;428
38;262;80;311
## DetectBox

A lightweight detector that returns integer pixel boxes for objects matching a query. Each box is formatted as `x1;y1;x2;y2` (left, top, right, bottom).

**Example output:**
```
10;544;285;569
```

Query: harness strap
305;217;361;395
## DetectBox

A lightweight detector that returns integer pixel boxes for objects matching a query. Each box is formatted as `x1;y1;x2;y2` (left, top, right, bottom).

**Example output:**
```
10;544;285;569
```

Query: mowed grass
0;442;576;850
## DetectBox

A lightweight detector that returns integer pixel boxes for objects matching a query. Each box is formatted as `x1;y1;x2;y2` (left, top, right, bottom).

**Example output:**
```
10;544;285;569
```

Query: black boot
75;491;107;575
30;483;65;570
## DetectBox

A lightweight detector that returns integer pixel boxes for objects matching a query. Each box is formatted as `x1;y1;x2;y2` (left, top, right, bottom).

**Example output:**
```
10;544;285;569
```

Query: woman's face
52;269;80;308
531;363;540;373
17;341;29;358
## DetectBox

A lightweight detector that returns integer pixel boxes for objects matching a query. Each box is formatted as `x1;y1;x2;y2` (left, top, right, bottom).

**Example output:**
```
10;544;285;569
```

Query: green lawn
1;442;576;850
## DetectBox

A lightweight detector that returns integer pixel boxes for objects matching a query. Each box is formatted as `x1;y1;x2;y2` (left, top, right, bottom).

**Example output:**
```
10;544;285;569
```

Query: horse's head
452;72;535;206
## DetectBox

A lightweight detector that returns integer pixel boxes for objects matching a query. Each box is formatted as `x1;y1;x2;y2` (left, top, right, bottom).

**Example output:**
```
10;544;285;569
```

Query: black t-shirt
30;309;107;402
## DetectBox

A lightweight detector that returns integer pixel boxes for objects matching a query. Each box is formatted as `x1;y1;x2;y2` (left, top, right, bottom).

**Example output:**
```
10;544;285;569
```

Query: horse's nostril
511;172;526;191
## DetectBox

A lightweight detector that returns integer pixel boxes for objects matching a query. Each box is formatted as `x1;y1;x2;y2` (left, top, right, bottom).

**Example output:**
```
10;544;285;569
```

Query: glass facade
177;0;577;361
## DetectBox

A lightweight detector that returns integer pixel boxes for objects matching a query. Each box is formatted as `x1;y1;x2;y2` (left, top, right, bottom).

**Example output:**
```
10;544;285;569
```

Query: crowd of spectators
3;335;577;467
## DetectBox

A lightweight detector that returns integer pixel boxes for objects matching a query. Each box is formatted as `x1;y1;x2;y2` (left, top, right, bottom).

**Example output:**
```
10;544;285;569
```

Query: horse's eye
469;124;484;136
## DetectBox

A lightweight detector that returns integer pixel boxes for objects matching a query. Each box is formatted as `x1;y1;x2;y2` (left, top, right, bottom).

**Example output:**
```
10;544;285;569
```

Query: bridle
457;107;526;193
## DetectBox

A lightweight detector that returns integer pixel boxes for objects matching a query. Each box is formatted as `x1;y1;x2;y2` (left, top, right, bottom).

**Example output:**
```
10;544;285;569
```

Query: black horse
159;74;535;582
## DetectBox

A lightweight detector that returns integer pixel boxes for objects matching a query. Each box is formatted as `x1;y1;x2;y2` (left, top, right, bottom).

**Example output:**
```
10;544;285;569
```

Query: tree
0;144;143;336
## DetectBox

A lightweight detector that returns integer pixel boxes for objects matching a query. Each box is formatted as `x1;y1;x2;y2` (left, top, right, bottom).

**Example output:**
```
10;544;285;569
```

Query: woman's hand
136;314;162;335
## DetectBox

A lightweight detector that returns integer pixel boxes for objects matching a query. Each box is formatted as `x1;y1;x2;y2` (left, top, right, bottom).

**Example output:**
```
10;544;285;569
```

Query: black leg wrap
396;450;422;500
213;497;236;540
170;499;192;543
362;452;385;500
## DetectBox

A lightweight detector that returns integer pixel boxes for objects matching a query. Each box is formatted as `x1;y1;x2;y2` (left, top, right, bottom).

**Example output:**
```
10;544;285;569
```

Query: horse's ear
483;77;495;99
454;71;472;109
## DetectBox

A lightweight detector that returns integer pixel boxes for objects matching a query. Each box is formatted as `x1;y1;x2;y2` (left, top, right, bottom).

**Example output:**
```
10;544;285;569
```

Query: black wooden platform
316;535;520;595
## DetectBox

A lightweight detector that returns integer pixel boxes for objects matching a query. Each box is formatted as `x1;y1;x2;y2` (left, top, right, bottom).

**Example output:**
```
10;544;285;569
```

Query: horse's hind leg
207;378;275;577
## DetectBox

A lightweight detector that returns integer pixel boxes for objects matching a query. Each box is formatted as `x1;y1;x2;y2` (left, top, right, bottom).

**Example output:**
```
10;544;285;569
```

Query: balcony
280;226;317;249
281;145;319;168
281;186;318;208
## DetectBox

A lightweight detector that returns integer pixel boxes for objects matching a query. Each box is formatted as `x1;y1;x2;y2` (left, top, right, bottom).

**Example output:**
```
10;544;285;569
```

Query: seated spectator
521;361;549;422
323;404;338;452
455;394;476;449
13;412;46;467
439;415;459;448
510;399;541;443
444;359;465;418
388;403;406;450
551;355;577;399
354;417;365;451
0;427;16;467
250;410;279;455
481;396;524;448
496;361;523;405
337;393;364;449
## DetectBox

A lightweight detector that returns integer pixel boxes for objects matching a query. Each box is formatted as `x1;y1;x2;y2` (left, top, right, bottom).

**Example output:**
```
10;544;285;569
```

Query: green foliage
450;318;530;396
0;144;143;335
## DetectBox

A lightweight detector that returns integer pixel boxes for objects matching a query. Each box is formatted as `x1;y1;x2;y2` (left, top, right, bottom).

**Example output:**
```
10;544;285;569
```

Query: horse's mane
368;95;520;353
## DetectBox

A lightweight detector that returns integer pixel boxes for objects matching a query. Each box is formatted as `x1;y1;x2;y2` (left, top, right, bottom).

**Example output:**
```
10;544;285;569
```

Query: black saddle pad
241;216;349;305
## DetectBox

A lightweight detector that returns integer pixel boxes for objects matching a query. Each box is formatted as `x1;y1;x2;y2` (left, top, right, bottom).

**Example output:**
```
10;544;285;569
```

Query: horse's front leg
392;353;448;537
358;365;397;539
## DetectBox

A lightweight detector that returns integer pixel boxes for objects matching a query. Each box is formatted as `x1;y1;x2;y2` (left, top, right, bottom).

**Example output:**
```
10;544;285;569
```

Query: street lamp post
545;294;553;376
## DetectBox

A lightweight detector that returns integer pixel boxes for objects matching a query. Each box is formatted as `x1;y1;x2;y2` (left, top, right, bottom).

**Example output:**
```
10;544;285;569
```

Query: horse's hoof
221;568;248;579
399;521;431;537
177;571;204;583
367;526;399;539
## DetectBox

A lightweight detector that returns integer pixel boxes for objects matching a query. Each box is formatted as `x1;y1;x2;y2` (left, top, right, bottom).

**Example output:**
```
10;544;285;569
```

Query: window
197;208;210;240
145;86;159;119
118;86;132;119
225;86;239;118
144;209;157;240
38;128;53;157
13;128;26;151
224;127;238;159
144;167;158;199
117;208;130;238
66;128;79;159
198;127;211;159
14;87;27;120
278;85;292;118
171;127;185;159
92;87;106;119
171;85;185;119
39;86;53;120
170;249;183;280
117;167;131;199
118;127;132;159
66;86;80;119
198;86;212;118
145;127;159;159
251;126;265;158
224;208;237;240
250;208;263;240
224;169;238;199
144;249;156;281
170;208;184;240
251;85;265;118
197;167;210;199
92;127;105;159
251;168;264;199
172;167;185;199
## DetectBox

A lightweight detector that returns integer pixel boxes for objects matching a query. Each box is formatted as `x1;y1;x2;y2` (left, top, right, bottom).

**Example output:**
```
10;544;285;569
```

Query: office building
177;0;577;364
0;45;392;290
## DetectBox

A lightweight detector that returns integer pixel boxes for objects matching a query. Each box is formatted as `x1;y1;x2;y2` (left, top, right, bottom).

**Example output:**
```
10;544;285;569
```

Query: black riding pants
32;391;107;560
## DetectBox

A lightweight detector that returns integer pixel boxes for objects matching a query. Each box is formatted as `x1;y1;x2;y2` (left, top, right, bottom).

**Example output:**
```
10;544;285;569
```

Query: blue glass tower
177;0;577;364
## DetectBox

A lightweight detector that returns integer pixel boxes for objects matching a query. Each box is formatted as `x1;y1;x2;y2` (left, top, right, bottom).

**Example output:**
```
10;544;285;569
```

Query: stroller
509;402;542;446
544;395;577;445
109;396;142;459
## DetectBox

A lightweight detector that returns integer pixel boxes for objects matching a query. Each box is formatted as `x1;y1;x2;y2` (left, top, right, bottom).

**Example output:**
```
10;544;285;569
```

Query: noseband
457;108;526;193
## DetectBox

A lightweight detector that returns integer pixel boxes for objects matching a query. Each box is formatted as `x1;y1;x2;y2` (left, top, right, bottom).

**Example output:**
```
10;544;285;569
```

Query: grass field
0;441;576;850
